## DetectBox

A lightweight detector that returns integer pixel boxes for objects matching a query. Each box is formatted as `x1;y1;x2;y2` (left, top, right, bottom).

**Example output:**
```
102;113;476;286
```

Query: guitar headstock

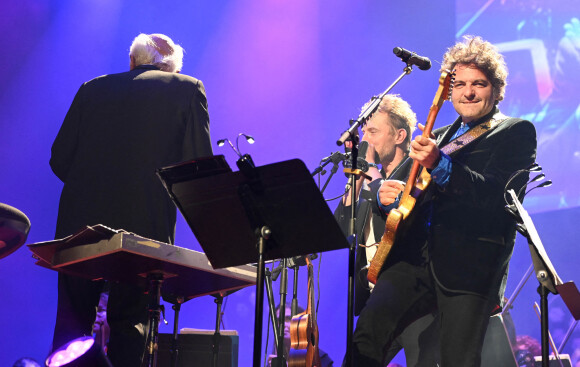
434;70;454;106
422;70;455;136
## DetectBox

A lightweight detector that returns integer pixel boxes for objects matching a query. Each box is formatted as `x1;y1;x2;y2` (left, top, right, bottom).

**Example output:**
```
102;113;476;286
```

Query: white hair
129;33;184;73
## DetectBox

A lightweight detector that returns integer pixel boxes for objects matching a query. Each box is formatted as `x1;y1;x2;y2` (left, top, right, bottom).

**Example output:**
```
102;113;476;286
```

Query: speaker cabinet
534;354;572;367
157;331;239;367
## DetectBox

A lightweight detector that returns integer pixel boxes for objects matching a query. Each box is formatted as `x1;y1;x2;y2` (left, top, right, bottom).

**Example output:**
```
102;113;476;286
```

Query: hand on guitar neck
409;134;441;170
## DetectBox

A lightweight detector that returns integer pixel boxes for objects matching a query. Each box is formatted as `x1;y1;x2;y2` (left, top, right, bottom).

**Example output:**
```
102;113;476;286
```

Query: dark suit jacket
334;157;412;315
425;108;536;304
50;65;212;244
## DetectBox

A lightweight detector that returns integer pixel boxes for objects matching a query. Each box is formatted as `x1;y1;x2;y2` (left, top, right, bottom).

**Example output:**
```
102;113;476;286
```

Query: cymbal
0;203;31;259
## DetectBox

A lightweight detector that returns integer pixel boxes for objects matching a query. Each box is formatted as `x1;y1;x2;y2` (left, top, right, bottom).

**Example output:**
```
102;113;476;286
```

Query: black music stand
508;190;580;367
157;156;349;367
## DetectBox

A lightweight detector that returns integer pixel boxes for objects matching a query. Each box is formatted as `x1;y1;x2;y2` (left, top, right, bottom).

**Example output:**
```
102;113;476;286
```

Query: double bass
367;71;453;284
288;256;321;367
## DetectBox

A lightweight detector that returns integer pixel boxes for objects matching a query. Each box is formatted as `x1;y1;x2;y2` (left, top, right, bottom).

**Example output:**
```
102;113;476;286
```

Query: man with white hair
50;33;212;366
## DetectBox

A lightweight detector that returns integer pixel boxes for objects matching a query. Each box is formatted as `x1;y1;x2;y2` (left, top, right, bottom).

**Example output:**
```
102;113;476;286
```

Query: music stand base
539;285;550;367
253;227;271;367
146;273;165;367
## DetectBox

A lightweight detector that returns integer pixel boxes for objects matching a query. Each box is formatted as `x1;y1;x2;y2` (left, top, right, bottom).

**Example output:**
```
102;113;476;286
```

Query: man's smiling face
451;63;498;123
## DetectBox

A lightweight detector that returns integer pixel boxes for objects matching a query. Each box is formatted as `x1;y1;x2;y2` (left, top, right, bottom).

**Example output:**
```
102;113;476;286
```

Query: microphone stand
265;266;282;361
338;65;413;366
336;65;413;147
311;151;347;194
274;258;289;367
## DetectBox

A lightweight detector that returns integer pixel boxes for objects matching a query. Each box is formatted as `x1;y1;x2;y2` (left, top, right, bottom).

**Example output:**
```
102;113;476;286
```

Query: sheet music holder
157;156;349;367
507;190;580;367
157;156;349;269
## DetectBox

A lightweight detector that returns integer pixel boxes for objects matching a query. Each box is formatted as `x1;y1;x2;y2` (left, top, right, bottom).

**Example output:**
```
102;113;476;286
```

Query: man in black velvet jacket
336;95;443;366
50;33;212;366
351;36;537;367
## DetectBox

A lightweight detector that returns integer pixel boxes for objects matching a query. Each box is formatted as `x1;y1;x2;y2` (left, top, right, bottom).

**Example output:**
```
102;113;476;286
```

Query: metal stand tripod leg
539;285;550;367
212;294;224;367
146;273;164;367
252;226;271;367
170;298;184;367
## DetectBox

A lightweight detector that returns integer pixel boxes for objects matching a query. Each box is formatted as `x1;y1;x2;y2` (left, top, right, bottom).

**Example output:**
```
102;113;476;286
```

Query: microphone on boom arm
393;47;431;71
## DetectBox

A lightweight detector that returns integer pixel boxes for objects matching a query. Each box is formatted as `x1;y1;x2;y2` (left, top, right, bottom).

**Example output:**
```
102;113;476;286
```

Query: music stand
157;156;349;367
508;190;580;367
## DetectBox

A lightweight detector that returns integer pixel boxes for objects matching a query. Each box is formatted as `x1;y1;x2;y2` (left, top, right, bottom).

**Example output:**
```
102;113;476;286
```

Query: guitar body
288;258;321;367
367;168;431;283
288;312;320;367
367;71;452;284
289;312;312;350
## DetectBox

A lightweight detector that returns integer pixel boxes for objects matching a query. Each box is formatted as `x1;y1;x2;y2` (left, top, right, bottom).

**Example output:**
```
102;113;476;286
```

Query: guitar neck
403;95;443;190
306;260;315;325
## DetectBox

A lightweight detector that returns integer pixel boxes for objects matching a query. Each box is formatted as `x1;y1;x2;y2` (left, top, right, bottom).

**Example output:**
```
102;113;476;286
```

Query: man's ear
395;128;407;145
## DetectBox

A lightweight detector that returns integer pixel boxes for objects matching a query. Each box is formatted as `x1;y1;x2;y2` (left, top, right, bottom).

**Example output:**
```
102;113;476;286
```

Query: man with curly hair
349;36;537;366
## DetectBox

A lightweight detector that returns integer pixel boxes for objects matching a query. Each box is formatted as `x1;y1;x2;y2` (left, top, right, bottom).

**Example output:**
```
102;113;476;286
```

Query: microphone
528;173;545;184
343;141;370;171
526;162;542;172
535;180;552;189
358;141;369;162
393;47;431;71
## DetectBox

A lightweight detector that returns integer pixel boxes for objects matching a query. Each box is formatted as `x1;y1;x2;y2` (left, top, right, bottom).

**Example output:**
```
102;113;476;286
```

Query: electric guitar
367;71;453;284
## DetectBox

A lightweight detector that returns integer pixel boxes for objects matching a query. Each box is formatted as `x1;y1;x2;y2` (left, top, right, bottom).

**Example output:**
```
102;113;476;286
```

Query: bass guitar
367;71;453;284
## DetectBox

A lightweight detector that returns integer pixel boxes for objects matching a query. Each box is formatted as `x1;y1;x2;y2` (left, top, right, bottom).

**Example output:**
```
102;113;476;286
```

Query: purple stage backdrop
0;0;578;366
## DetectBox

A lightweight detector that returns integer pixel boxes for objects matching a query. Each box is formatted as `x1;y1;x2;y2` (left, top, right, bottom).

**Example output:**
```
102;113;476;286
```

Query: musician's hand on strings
378;180;405;207
410;135;440;169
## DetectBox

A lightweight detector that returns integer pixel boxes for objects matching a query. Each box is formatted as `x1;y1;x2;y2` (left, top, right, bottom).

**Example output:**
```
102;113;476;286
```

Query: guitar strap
440;112;510;156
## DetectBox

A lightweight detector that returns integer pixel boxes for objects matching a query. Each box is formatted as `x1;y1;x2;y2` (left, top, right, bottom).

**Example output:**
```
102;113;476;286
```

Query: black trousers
383;312;440;367
53;273;150;367
351;261;493;367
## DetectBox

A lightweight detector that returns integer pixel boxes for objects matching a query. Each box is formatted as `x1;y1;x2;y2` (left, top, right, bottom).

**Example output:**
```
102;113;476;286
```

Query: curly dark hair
441;35;508;102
